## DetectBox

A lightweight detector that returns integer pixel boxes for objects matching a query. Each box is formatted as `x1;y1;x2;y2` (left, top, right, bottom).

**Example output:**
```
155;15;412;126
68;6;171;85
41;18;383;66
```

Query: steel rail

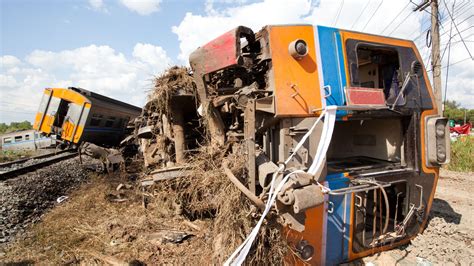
0;149;72;168
0;150;78;181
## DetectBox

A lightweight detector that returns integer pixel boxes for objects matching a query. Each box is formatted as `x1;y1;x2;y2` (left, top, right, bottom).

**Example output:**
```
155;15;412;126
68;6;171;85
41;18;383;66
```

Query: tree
0;121;33;134
444;100;472;124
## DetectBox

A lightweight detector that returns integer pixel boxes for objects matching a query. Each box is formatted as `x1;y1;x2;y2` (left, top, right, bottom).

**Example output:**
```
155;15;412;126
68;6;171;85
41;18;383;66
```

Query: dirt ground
0;168;472;265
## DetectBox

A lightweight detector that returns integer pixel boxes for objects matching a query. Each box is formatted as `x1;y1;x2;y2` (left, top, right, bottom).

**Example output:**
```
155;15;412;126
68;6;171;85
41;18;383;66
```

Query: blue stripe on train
316;26;348;118
325;172;351;265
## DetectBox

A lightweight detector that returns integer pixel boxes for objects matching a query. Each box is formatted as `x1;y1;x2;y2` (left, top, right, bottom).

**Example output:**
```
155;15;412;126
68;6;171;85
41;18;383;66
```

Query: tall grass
447;135;474;172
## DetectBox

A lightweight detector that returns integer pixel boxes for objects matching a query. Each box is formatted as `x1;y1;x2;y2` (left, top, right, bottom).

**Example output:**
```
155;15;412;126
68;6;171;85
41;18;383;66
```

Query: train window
348;43;403;104
105;116;116;128
15;136;23;142
3;137;12;144
25;135;30;140
90;114;103;126
115;118;124;128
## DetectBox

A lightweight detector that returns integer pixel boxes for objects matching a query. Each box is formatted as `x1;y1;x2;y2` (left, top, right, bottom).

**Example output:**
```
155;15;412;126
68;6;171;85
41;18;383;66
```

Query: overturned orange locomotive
186;25;450;264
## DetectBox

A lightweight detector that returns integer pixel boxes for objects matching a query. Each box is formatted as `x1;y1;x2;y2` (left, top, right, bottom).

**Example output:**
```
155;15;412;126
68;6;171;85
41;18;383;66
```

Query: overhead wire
380;1;411;34
388;7;417;35
443;0;455;111
361;0;384;31
426;57;471;72
351;0;371;29
442;0;473;59
410;0;471;41
333;0;345;26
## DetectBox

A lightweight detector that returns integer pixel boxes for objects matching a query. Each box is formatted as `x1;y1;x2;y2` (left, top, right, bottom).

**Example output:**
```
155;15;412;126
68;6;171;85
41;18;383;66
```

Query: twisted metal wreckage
128;25;450;265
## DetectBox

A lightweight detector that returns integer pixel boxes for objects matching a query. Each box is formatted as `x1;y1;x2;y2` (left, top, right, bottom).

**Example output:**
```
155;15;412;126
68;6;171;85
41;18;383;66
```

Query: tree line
444;100;473;124
0;121;33;134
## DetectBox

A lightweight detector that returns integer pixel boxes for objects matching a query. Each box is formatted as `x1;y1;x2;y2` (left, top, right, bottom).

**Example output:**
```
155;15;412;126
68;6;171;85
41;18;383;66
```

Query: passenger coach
34;87;141;147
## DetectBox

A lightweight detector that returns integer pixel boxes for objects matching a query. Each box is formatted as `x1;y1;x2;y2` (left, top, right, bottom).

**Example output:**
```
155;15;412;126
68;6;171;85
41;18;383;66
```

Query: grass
0;149;33;163
447;135;474;172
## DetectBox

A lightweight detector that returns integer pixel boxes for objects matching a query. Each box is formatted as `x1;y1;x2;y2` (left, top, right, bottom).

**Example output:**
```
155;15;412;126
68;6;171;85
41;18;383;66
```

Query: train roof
0;129;37;138
259;24;415;44
45;87;142;112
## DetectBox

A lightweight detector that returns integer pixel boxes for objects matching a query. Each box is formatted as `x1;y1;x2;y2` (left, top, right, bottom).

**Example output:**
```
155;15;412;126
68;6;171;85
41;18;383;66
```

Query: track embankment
0;156;99;244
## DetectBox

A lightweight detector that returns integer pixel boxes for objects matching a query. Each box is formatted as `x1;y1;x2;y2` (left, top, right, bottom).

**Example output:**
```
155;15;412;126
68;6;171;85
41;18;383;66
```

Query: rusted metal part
189;26;255;148
275;172;325;232
244;99;256;194
141;166;192;186
189;26;254;74
171;102;186;164
222;160;265;210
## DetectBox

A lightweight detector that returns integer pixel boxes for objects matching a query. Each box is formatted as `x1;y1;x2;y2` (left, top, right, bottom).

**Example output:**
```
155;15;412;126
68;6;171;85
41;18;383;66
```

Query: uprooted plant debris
1;146;286;264
146;66;195;117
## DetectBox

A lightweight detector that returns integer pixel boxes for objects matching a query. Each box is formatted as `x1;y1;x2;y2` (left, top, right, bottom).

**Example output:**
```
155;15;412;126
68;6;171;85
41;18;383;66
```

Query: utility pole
414;0;442;115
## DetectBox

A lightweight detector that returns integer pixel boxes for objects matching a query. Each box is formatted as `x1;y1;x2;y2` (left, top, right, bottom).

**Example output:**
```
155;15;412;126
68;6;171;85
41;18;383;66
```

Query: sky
0;0;473;123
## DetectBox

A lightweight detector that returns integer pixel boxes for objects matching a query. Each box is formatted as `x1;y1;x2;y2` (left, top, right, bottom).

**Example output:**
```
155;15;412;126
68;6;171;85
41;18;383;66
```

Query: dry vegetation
146;66;195;117
2;146;286;265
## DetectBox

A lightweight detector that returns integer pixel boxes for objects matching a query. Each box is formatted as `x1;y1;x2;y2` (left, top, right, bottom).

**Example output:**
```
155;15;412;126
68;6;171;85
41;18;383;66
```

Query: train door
61;103;86;143
34;90;58;134
43;97;62;134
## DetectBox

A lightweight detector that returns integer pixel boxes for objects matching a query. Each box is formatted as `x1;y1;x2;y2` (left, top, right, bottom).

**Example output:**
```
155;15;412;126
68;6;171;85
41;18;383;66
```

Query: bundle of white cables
224;106;338;266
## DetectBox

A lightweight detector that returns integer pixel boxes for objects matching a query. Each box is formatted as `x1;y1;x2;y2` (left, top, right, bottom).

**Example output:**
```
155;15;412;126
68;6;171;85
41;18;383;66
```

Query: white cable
308;106;337;175
225;106;338;266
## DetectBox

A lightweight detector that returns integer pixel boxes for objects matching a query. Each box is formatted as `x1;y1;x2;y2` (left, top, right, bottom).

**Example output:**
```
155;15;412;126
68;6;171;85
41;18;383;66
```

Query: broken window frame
345;40;407;106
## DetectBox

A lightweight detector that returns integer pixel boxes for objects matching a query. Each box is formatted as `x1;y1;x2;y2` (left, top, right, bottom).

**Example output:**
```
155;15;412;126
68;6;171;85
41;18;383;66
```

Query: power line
333;0;345;26
443;0;455;110
351;0;371;29
410;0;470;41
388;6;416;35
380;1;411;34
442;0;473;59
361;0;384;31
426;57;471;72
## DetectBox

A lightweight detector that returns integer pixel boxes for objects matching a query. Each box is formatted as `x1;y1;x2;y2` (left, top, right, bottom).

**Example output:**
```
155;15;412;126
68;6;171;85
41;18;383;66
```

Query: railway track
0;150;78;181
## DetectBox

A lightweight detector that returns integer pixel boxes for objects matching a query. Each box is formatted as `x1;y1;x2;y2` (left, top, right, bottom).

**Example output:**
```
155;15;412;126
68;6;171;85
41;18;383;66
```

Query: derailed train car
33;87;141;147
185;25;450;264
0;129;54;151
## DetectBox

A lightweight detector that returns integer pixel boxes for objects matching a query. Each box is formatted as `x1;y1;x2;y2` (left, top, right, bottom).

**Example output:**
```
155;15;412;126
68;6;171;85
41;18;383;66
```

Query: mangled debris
134;66;203;168
124;65;287;264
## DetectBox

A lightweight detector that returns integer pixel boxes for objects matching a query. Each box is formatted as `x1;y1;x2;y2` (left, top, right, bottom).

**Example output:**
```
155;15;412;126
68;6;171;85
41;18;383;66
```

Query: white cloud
1;55;22;69
120;0;161;15
88;0;108;12
0;44;172;123
171;0;473;108
172;0;423;63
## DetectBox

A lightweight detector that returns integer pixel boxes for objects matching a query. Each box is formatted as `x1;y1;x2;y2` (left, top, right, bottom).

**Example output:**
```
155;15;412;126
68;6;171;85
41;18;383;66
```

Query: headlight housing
425;116;450;166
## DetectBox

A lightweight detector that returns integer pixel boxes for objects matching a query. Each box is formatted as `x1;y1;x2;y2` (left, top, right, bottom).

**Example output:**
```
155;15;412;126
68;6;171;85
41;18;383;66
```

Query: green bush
447;136;474;172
